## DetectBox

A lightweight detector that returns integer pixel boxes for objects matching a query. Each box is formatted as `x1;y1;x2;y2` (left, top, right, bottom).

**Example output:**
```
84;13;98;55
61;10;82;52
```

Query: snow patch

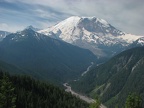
131;58;143;72
97;18;109;27
118;34;143;43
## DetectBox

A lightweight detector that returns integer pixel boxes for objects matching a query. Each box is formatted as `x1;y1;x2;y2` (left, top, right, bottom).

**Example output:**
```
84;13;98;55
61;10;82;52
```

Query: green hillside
0;72;88;108
0;29;97;84
71;47;144;108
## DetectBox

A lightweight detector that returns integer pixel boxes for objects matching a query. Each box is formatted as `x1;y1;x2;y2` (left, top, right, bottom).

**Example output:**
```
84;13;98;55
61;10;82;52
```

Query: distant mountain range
39;16;144;58
0;28;97;84
1;17;144;59
71;47;144;108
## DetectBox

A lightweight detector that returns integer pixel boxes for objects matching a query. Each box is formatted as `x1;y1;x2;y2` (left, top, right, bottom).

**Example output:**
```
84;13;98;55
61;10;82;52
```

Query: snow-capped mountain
4;28;44;42
39;16;143;57
134;37;144;46
0;30;10;41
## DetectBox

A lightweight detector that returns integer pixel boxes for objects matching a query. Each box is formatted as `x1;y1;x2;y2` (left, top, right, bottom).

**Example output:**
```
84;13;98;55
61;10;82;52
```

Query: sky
0;0;144;35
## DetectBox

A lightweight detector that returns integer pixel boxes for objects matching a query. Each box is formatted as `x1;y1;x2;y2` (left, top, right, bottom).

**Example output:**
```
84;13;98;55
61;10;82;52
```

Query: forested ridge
71;47;144;108
0;72;88;108
0;28;97;84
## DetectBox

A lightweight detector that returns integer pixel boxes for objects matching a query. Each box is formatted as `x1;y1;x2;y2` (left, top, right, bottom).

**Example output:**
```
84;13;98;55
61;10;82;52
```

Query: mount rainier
39;16;143;58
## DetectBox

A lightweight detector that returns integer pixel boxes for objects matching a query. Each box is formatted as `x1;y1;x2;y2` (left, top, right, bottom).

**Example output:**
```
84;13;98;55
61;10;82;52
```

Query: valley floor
63;83;95;103
63;83;107;108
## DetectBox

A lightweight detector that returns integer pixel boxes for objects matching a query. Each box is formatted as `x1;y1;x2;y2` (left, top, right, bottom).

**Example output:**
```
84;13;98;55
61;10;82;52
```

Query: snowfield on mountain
39;16;144;57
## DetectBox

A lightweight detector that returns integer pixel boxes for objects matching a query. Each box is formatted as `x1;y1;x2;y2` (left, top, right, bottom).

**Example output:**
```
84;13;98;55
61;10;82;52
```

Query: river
63;62;107;108
63;83;95;103
63;83;106;108
81;62;94;76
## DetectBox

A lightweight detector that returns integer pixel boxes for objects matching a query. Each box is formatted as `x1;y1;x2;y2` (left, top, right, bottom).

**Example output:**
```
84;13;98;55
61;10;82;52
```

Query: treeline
0;71;88;108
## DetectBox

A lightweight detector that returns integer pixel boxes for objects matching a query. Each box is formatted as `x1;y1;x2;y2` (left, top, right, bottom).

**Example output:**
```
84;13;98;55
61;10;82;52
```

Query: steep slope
39;16;143;57
0;30;10;41
0;60;29;75
0;72;88;108
0;28;97;84
71;47;144;108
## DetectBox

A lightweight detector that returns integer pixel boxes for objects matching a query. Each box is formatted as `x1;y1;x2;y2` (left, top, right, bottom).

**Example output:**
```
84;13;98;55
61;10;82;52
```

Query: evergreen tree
0;72;88;108
125;93;142;108
0;74;16;108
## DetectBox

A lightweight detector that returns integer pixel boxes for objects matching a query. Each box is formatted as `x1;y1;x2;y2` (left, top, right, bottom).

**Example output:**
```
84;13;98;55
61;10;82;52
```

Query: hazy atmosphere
0;0;144;35
0;0;144;108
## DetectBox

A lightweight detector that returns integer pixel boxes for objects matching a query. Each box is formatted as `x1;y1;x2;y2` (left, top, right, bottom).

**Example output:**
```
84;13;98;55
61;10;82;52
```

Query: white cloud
0;23;24;32
1;0;144;35
0;23;9;30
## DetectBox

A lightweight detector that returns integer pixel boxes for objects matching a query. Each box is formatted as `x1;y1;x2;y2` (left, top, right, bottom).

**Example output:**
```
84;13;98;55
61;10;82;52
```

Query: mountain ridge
70;46;144;108
0;28;97;84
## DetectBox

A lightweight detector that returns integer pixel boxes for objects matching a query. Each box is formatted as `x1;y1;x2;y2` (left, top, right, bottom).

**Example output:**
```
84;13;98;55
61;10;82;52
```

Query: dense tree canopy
0;72;88;108
0;74;16;108
125;93;142;108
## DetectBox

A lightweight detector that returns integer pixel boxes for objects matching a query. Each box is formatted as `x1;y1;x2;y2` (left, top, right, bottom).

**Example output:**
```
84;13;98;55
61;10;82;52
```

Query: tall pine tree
125;93;142;108
0;74;16;108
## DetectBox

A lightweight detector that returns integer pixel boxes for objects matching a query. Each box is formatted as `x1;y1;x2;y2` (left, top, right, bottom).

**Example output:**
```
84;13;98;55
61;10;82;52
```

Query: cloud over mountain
0;0;144;35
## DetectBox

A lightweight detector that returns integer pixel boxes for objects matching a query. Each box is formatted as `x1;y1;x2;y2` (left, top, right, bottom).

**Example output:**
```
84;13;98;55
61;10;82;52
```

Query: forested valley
0;71;88;108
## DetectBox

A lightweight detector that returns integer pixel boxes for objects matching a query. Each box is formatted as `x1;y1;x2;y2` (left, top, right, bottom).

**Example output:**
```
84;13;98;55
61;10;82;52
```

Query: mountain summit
39;16;143;57
26;25;40;31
